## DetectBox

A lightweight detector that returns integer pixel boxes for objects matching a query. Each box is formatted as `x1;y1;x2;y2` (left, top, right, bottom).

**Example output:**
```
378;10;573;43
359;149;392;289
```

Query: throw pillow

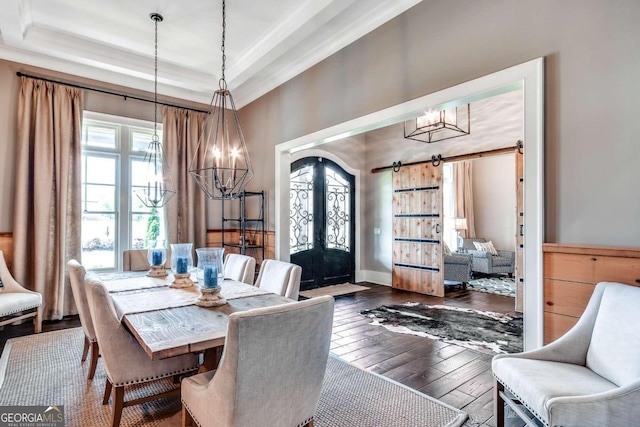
443;241;452;256
473;240;499;256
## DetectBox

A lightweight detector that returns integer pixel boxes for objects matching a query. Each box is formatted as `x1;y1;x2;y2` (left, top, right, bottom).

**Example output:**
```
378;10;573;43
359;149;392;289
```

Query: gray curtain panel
163;106;207;249
13;76;83;320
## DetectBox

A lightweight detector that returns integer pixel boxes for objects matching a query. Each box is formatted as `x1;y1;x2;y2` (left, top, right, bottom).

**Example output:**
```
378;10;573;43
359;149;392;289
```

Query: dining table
99;271;293;370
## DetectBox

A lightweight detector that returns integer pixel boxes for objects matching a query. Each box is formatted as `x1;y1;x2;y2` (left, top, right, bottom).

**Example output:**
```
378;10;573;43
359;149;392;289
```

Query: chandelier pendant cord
153;14;159;139
220;0;226;89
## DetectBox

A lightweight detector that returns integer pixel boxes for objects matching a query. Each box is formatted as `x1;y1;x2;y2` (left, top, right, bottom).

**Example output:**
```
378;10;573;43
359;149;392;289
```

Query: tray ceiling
0;0;421;107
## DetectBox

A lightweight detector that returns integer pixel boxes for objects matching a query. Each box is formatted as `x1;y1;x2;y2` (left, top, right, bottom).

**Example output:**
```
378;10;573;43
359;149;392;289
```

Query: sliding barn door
515;143;524;312
392;163;444;297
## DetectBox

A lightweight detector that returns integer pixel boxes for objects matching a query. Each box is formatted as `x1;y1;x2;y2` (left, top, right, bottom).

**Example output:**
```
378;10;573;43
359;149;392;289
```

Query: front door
290;157;355;290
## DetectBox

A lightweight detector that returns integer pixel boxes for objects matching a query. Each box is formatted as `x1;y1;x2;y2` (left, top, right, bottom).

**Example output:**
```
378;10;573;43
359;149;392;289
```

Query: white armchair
67;259;99;380
0;250;41;333
181;295;334;427
493;282;640;427
254;259;302;300
84;272;199;427
223;253;256;285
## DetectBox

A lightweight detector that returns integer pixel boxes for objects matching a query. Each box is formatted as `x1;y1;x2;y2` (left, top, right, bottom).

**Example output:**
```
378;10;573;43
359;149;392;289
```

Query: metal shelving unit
221;191;265;269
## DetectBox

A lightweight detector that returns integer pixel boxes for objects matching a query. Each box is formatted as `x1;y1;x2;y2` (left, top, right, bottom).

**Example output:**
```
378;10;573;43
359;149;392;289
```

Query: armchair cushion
444;254;471;265
0;292;42;317
587;284;640;387
493;358;616;423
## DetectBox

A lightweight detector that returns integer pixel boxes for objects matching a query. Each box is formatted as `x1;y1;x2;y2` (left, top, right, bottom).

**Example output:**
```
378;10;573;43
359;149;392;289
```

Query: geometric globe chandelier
190;0;253;200
136;12;176;207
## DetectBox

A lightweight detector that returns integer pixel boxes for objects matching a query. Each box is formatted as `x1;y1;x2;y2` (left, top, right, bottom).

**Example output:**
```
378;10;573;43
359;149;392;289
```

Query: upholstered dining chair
122;249;171;271
254;259;302;300
0;250;41;333
67;259;100;380
223;253;256;285
181;295;334;427
493;282;640;427
84;272;199;427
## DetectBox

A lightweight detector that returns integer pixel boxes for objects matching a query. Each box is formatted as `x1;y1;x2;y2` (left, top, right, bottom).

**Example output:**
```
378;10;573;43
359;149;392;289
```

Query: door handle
436;223;441;234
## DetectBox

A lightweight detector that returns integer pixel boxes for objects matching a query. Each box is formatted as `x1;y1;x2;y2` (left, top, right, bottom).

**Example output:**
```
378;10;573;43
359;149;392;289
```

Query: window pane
85;156;116;185
84;184;115;212
131;210;166;249
131;128;159;153
130;158;154;213
81;213;116;270
131;158;149;187
84;124;117;149
290;165;314;254
325;166;350;251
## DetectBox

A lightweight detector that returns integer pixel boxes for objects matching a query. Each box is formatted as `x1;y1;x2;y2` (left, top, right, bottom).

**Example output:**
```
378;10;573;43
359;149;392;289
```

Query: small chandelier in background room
190;0;253;200
404;104;471;143
136;12;176;208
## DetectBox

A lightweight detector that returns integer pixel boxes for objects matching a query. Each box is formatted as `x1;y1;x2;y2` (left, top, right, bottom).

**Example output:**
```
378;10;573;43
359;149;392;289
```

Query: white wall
471;154;516;251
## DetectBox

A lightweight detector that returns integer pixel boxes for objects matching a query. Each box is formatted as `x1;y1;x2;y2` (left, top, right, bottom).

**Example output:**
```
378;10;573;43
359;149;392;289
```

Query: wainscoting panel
543;243;640;343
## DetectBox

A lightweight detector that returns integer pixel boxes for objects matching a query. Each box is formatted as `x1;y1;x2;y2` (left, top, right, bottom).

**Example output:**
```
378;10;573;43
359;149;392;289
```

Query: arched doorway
290;157;356;290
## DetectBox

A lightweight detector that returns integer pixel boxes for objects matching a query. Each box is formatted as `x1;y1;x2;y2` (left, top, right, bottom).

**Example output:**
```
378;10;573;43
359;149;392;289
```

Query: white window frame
81;111;164;271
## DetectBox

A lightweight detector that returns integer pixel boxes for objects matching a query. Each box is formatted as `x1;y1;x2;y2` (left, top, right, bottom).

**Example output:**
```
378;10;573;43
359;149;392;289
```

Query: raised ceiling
0;0;421;107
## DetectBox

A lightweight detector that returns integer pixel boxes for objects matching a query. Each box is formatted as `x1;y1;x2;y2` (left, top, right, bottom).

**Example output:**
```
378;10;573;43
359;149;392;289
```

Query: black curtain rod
16;71;209;114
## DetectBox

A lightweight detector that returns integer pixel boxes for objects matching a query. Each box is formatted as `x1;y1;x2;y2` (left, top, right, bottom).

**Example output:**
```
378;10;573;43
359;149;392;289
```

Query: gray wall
239;0;640;248
472;155;517;252
1;0;639;257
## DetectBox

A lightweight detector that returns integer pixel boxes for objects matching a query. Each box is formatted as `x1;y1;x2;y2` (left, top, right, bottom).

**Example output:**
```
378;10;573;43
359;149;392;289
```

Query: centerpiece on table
147;243;168;278
194;247;226;307
170;243;194;288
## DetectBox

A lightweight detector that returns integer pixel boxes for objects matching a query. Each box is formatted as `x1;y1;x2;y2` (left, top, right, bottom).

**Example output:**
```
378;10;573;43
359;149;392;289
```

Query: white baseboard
361;270;391;286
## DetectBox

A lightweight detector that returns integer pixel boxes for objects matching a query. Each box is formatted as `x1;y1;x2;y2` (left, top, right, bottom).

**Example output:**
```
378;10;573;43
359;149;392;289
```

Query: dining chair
84;272;199;427
122;249;151;271
254;259;302;300
223;253;256;285
67;259;99;380
493;282;640;427
122;248;172;271
181;295;334;427
0;250;41;333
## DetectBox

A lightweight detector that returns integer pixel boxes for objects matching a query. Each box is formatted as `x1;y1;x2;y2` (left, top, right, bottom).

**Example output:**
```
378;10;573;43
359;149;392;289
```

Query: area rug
361;303;522;354
0;328;466;427
467;276;516;297
299;283;370;299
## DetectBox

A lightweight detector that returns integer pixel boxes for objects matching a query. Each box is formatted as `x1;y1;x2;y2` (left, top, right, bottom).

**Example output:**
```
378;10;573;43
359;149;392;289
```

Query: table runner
99;272;175;293
111;280;271;320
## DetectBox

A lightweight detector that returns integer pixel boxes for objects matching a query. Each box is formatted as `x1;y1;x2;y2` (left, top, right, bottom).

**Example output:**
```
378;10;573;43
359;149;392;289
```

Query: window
81;112;166;270
442;163;458;251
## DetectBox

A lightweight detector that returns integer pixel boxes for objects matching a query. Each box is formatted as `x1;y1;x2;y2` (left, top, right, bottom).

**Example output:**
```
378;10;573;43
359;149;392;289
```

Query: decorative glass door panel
290;165;314;254
290;157;355;290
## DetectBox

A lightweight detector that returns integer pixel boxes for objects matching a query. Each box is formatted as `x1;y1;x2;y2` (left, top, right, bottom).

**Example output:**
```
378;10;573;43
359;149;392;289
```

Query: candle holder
195;286;227;307
147;248;168;278
195;247;225;284
170;243;194;288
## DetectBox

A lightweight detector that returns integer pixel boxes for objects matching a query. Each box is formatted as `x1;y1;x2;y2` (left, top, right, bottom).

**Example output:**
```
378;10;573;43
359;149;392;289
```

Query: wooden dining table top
100;272;293;361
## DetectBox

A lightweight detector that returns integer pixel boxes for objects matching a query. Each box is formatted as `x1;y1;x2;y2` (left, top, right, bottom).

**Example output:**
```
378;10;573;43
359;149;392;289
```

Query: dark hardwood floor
329;283;519;427
0;283;520;427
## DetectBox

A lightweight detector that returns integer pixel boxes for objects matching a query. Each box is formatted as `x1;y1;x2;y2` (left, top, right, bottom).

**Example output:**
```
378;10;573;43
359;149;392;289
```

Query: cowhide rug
360;303;523;354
